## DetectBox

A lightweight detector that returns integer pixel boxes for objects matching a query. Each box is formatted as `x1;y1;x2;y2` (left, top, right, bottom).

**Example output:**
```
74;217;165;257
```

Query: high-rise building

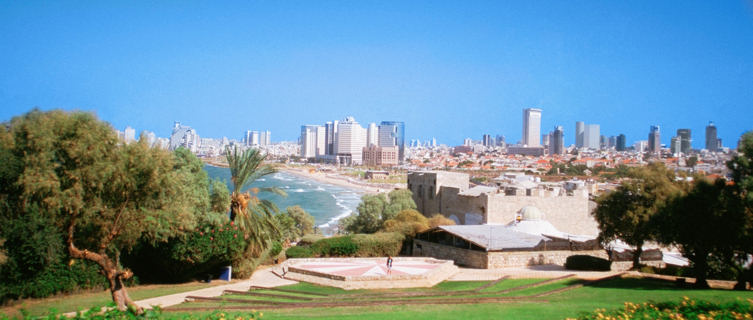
250;131;260;146
634;140;648;153
542;134;551;148
244;130;252;146
170;122;200;152
676;129;691;154
584;124;600;149
648;125;661;154
337;117;367;165
124;126;136;144
495;135;505;147
300;125;320;159
705;122;718;152
608;136;617;149
482;134;493;147
616;134;626;151
575;121;585;148
325;120;339;156
670;136;682;156
367;123;378;147
260;130;271;146
522;108;542;147
549;126;565;155
378;121;405;162
315;126;326;157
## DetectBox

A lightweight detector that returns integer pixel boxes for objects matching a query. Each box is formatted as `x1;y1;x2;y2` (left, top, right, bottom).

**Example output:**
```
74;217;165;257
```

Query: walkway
449;264;622;281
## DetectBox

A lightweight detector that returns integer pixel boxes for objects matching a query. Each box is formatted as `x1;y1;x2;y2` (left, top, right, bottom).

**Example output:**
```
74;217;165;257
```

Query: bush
285;246;313;258
298;234;325;246
572;298;753;320
269;241;283;258
124;221;247;282
382;210;429;236
311;236;359;256
352;232;405;257
565;255;612;271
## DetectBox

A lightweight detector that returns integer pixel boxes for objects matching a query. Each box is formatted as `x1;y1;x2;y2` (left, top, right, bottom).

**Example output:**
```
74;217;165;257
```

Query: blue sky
1;1;752;147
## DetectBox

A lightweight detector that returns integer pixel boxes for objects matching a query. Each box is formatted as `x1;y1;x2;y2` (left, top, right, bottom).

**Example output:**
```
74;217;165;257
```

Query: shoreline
277;166;385;195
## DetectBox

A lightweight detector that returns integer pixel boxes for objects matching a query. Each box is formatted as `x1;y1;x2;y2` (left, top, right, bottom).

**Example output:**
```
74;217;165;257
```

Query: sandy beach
278;166;390;195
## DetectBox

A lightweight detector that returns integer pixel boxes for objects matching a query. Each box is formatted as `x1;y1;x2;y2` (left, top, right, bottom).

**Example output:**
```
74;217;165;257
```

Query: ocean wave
318;210;354;229
290;188;306;193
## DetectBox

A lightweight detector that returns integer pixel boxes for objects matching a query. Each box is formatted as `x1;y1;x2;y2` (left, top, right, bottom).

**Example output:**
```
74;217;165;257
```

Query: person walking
386;255;393;275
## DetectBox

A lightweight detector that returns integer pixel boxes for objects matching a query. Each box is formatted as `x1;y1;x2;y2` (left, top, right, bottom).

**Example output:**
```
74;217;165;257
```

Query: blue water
204;165;363;230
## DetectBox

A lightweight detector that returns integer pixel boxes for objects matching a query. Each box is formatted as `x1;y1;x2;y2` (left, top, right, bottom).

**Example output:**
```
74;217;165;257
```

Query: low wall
413;239;488;268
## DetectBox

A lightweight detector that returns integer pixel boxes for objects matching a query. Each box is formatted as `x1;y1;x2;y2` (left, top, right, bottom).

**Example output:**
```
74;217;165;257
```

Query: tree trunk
632;244;643;270
693;252;710;289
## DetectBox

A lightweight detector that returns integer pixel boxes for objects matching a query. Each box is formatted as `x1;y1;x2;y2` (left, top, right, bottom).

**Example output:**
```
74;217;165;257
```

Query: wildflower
210;237;214;241
200;232;204;236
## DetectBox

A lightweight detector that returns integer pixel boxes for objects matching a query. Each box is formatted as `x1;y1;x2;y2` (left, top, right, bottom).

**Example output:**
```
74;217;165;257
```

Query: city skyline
1;2;752;147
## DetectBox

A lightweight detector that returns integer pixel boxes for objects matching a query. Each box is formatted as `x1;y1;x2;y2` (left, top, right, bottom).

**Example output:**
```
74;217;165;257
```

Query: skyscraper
522;108;542;147
367;123;378;147
300;125;320;159
584;124;600;149
616;134;626;151
325;120;339;155
648;125;661;154
124;126;136;144
337;117;367;165
549;126;564;155
378;121;405;162
676;129;691;154
705;121;718;152
482;134;493;147
575;121;585;148
260;130;271;146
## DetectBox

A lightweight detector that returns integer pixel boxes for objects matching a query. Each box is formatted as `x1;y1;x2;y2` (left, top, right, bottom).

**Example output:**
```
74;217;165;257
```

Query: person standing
386;255;393;275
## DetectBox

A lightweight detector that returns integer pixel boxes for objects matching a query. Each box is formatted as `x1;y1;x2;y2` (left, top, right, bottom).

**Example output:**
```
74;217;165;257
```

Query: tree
427;214;456;228
209;178;231;214
382;209;429;236
341;189;417;234
686;156;698;169
726;131;753;289
225;145;285;254
0;110;198;311
286;205;315;236
654;179;743;288
593;162;684;269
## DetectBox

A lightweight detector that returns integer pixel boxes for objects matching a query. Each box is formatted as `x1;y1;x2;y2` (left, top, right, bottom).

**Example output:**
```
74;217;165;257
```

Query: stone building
362;145;399;167
413;208;605;268
407;171;598;236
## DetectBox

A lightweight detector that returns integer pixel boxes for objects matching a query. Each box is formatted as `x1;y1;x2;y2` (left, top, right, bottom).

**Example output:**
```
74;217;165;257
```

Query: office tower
300;125;320;159
670;136;682;155
550;126;564;155
367;123;378;147
463;138;472;146
124;126;136;144
616;134;626;151
600;135;607;149
337;117;367;165
522;108;542;147
575;121;585;148
705;122;718;152
634;140;648;153
145;131;157;147
648;125;661;154
542;133;551;148
244;130;252;146
676;129;691;154
584;124;600;149
260;130;271;146
378;121;405;162
495;135;505;147
325;120;339;155
315;126;326;157
608;136;617;149
483;134;492;147
250;131;260;146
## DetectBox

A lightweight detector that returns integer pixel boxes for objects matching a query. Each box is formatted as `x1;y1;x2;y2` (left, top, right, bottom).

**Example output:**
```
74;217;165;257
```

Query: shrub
311;236;359;256
352;232;405;257
382;209;429;236
285;246;313;258
269;241;283;258
428;214;456;228
565;255;612;271
298;234;325;246
571;298;753;320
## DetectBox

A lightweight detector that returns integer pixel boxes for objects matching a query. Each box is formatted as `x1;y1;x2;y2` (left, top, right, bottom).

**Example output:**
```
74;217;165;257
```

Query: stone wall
408;171;469;216
485;192;599;236
413;239;488;268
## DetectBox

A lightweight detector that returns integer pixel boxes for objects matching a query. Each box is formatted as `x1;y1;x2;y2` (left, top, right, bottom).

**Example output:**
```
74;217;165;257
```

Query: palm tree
226;145;286;253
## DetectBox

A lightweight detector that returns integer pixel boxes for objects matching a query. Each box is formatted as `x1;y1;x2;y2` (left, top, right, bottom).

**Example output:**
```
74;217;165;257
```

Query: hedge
564;255;612;271
285;232;405;259
285;246;313;258
352;232;404;257
311;236;359;256
573;298;752;320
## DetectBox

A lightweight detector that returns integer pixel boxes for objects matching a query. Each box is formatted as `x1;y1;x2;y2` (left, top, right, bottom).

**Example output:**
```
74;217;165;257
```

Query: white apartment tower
336;117;367;165
300;125;320;159
367;122;378;147
522;108;542;147
315;126;326;157
575;121;585;148
584;124;600;149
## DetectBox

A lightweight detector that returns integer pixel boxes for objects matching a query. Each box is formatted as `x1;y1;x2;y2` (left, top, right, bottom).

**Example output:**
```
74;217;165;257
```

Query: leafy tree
225;145;285;254
285;205;315;236
654;179;743;288
726;131;753;289
275;211;297;243
382;209;429;236
686;156;698;169
209;178;231;214
0;110;200;311
428;214;456;228
593;162;684;269
341;190;417;234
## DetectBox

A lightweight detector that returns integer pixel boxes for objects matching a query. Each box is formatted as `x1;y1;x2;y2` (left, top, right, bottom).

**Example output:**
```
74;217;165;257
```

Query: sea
204;165;363;233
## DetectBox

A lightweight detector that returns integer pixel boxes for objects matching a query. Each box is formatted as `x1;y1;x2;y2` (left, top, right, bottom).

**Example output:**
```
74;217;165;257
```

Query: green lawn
166;276;753;320
0;281;226;318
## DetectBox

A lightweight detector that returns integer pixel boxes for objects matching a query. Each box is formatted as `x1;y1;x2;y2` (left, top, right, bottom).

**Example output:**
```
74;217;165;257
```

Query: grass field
166;276;753;320
0;281;227;318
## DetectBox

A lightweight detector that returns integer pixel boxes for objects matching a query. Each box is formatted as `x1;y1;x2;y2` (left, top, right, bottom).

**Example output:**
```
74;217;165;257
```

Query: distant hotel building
522;108;542;147
378;121;405;162
170;121;200;152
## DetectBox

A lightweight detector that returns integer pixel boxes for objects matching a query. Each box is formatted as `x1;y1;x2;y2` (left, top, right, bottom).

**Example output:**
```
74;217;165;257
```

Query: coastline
277;166;385;195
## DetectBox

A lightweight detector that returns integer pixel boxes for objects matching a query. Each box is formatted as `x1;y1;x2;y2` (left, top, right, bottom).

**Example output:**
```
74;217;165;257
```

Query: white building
584;124;600;149
300;125;320;159
169;122;200;152
522;108;542;147
367;122;378;147
260;130;271;146
315;126;326;157
124;126;136;144
336;117;367;165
